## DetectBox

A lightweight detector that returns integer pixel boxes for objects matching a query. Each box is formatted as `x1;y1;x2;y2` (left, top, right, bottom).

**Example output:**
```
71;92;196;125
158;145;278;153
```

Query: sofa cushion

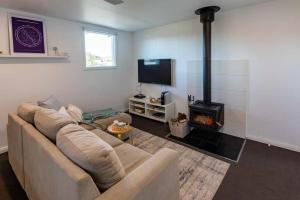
114;143;151;174
38;95;62;111
57;124;126;191
34;108;74;142
17;102;41;124
91;129;123;148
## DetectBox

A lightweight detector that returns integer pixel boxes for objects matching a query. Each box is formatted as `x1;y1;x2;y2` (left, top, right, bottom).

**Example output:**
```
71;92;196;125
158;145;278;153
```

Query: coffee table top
107;124;132;135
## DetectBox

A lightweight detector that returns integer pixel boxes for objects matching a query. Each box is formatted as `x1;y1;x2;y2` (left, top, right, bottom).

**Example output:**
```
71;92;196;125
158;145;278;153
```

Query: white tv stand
129;97;175;123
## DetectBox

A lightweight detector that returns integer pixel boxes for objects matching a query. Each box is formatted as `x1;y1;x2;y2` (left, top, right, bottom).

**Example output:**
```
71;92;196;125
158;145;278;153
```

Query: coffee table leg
129;132;133;145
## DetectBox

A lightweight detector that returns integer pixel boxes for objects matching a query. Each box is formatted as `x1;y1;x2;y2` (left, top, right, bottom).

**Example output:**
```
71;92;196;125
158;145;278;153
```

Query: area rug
130;128;230;200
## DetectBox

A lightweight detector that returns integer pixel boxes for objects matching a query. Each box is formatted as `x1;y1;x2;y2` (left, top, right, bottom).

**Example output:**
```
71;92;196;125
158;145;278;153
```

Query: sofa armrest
96;148;180;200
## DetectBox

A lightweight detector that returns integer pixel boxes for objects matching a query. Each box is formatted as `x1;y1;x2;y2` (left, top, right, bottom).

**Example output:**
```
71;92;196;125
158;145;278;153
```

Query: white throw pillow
67;104;83;123
58;106;69;116
59;106;78;124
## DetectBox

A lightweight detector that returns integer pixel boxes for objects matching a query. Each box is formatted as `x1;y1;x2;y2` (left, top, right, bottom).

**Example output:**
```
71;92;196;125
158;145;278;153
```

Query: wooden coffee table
107;124;133;145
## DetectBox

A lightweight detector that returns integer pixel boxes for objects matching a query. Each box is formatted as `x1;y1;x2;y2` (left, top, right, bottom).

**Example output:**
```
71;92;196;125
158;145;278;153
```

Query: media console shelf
129;97;175;123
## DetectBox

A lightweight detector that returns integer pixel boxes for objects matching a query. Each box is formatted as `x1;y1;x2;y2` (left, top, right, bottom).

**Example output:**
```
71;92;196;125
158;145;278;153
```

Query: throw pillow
57;124;126;191
34;108;74;142
58;106;71;118
38;95;62;111
67;104;83;123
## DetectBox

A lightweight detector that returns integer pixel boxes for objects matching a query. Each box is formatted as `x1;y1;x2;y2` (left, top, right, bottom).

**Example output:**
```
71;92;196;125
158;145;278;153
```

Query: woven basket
169;120;189;138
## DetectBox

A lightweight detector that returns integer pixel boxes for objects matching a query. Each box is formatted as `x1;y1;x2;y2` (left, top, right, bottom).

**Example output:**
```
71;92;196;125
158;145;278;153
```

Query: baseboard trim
0;146;8;154
247;135;300;153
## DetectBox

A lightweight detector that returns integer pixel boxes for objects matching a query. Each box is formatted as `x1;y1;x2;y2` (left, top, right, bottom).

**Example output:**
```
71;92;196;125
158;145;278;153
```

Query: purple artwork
11;16;45;53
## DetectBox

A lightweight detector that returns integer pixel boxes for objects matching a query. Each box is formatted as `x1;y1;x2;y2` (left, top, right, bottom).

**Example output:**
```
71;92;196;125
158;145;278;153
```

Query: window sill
84;66;119;71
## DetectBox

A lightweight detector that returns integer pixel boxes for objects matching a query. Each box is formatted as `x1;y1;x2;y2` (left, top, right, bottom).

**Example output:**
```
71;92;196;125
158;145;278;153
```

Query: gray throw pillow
57;124;126;191
38;96;62;111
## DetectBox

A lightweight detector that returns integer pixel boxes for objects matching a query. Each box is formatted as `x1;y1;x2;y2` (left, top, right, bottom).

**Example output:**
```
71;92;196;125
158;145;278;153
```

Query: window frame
83;27;118;70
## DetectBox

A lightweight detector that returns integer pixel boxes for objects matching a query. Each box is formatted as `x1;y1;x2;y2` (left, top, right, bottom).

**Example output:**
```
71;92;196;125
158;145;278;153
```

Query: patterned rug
130;128;230;200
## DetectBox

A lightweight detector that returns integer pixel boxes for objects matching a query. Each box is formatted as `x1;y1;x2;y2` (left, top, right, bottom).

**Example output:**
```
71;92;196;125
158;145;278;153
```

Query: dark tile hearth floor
167;129;245;162
1;114;300;200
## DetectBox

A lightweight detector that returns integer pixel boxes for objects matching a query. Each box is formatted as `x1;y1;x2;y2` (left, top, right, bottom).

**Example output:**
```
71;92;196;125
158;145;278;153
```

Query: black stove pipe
195;6;220;105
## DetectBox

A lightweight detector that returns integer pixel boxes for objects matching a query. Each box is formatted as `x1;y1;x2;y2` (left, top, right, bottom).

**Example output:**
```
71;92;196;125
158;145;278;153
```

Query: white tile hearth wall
187;60;249;138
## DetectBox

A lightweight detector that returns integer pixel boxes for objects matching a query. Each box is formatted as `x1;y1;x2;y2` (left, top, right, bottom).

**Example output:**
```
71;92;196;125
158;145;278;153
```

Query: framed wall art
8;13;48;56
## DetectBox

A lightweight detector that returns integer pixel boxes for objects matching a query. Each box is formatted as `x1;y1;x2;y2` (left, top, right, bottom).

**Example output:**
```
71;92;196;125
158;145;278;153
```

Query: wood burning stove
189;101;224;131
189;6;224;132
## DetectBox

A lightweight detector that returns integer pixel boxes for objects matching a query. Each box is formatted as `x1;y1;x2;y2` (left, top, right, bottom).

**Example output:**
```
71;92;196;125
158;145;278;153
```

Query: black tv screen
138;59;172;86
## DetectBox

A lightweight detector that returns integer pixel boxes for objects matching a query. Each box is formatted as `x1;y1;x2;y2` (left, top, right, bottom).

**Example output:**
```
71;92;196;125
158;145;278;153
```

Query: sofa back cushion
17;102;42;124
56;124;126;191
34;109;74;142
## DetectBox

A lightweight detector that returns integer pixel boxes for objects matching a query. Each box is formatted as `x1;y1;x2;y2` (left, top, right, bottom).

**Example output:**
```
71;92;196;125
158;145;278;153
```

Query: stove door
189;109;218;130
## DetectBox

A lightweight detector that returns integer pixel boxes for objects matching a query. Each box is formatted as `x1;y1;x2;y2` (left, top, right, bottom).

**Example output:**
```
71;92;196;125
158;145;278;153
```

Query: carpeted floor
131;128;230;200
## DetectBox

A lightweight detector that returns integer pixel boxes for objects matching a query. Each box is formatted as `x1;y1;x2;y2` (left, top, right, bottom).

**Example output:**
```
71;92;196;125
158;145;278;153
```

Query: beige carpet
131;128;230;200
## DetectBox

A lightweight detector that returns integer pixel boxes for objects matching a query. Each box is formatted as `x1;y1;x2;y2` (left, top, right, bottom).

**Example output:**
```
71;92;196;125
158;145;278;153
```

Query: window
84;29;117;68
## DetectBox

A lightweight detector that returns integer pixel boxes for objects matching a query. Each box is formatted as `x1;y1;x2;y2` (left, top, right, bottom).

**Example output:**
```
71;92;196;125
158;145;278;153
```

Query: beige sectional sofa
7;104;180;200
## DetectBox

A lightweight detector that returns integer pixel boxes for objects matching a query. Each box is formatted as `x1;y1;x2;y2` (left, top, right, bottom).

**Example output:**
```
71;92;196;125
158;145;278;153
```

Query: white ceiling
0;0;272;32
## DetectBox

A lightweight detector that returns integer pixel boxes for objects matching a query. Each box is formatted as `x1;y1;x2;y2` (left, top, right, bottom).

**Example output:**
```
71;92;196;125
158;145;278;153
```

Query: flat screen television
138;59;172;86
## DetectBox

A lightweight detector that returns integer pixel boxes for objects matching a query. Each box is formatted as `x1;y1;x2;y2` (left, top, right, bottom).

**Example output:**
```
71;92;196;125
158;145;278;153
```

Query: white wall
133;16;249;139
0;8;133;151
214;0;300;151
133;0;300;151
